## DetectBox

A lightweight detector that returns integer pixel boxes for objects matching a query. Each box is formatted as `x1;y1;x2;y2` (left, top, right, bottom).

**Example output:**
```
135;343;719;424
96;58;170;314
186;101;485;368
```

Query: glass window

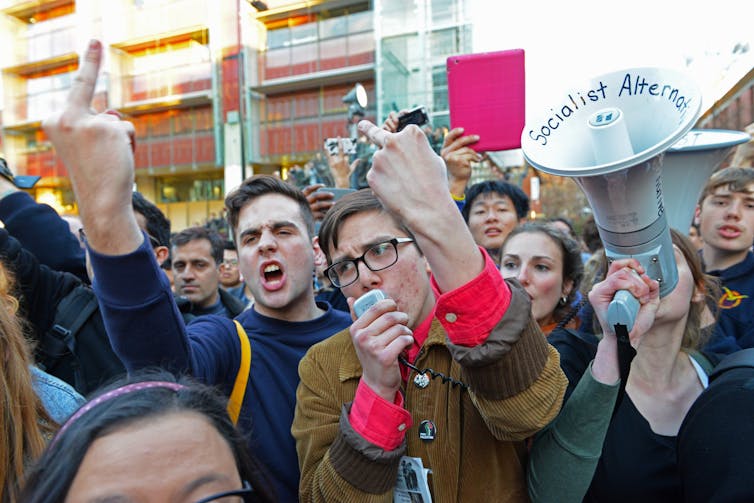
156;175;223;203
379;0;418;37
319;16;346;38
432;64;448;114
347;10;373;33
173;110;195;134
267;27;290;49
290;22;316;46
431;0;455;24
429;28;457;59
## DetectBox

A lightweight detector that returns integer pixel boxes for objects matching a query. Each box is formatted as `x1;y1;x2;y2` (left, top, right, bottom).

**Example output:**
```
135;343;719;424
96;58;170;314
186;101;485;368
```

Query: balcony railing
24;15;77;63
122;61;212;103
262;31;374;81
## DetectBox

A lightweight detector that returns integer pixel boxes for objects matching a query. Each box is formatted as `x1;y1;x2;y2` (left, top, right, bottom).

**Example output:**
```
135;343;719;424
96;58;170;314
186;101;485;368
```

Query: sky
471;0;754;124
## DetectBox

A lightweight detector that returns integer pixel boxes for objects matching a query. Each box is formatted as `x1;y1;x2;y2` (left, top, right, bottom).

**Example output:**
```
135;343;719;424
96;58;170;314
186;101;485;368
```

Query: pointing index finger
358;120;388;148
69;40;102;112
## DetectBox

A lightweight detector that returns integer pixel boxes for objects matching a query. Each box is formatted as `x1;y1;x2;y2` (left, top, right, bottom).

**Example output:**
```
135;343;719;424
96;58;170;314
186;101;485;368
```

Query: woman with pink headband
20;371;277;503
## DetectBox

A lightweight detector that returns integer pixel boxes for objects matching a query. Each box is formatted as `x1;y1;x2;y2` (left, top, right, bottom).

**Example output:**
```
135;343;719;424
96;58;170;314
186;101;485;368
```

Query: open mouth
264;264;283;283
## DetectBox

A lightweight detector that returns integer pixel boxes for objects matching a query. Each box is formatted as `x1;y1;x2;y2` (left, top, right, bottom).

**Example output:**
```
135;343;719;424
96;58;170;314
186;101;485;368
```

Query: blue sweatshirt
704;251;754;355
89;238;351;502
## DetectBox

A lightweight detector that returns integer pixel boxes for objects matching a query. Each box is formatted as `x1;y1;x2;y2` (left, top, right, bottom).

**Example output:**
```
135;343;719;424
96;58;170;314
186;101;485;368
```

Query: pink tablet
447;48;525;152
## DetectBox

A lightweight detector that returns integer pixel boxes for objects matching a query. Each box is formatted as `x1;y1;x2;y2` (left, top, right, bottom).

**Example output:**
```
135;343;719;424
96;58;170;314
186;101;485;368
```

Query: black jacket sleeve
0;191;88;282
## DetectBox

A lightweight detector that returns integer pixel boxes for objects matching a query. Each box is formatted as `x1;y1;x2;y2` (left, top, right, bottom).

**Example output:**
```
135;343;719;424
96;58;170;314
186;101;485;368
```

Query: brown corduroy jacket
292;278;567;502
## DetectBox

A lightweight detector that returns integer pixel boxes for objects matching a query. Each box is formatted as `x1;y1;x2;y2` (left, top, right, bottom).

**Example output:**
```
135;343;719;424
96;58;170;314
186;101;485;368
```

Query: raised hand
589;258;660;346
324;139;359;188
303;183;334;222
440;127;480;198
42;40;142;254
357;120;450;227
348;296;414;402
357;119;483;292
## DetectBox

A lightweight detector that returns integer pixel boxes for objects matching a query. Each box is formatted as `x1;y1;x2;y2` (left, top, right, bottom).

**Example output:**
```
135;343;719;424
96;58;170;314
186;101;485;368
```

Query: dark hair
698;166;754;204
461;180;530;222
225;175;314;240
19;370;277;503
131;192;171;248
318;189;417;264
502;222;584;324
547;217;576;239
580;214;602;254
171;226;225;266
224;240;237;252
585;229;719;349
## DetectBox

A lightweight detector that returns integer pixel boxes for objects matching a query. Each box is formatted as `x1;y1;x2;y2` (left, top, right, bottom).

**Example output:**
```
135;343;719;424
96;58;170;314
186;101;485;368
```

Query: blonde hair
0;264;55;502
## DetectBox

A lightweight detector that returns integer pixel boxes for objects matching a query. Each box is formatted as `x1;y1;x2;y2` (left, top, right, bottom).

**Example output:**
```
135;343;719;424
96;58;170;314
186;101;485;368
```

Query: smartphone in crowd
315;187;356;201
396;107;430;132
324;137;357;156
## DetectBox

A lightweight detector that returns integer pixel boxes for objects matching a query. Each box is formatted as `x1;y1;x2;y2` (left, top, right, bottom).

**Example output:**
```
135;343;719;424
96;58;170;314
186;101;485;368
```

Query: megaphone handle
607;289;639;333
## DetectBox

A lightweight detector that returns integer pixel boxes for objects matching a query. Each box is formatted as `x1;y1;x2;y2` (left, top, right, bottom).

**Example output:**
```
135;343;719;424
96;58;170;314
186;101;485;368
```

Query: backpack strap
227;320;252;425
710;348;754;381
38;285;99;391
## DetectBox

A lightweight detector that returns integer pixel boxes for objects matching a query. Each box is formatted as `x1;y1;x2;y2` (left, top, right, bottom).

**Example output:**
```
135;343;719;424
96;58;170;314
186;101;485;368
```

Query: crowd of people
1;39;754;502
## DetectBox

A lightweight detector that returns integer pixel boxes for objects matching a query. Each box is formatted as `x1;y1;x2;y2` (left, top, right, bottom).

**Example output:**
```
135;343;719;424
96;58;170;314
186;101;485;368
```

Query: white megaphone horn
521;67;702;332
664;129;752;233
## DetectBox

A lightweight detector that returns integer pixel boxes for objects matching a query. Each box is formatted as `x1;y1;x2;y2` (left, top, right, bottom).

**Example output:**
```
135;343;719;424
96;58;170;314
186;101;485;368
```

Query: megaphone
521;67;702;331
663;129;752;233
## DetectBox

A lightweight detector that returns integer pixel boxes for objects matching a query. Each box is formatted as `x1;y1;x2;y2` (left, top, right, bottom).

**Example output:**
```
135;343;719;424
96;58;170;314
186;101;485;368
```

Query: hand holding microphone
349;290;414;402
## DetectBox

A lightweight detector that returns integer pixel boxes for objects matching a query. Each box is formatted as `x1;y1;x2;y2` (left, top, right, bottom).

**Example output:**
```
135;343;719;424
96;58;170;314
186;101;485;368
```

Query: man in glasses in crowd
220;240;253;307
42;41;351;502
291;119;567;501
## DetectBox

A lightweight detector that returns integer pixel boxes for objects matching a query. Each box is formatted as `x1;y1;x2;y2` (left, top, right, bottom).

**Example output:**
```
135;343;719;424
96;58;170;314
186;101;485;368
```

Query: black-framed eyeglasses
325;237;414;288
78;228;160;249
194;480;255;503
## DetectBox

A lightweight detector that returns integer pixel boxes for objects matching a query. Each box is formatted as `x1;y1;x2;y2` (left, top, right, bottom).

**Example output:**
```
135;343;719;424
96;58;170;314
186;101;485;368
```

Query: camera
397;107;429;132
324;138;357;156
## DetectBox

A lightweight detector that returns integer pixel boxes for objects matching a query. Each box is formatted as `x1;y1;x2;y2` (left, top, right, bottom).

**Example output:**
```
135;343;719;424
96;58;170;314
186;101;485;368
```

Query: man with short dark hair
171;226;244;320
461;179;530;264
42;41;351;502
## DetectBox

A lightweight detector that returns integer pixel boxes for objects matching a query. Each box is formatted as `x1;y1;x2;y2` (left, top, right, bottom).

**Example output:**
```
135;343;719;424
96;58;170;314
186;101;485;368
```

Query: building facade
0;0;474;230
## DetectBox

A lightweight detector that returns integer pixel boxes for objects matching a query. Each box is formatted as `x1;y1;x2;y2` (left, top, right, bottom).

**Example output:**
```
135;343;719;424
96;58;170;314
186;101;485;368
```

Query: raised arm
41;40;216;380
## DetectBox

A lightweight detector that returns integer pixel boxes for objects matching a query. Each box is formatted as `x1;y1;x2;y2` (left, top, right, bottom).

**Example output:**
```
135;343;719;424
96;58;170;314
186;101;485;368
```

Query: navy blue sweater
705;252;754;355
90;239;351;502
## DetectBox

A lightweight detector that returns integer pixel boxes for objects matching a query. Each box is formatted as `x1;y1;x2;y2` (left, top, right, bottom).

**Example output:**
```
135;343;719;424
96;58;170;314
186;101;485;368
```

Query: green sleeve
527;362;619;503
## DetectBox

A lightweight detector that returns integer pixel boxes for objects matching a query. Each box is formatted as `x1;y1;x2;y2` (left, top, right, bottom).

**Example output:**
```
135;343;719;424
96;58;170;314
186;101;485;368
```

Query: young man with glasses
291;121;567;501
41;41;352;503
220;240;253;306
